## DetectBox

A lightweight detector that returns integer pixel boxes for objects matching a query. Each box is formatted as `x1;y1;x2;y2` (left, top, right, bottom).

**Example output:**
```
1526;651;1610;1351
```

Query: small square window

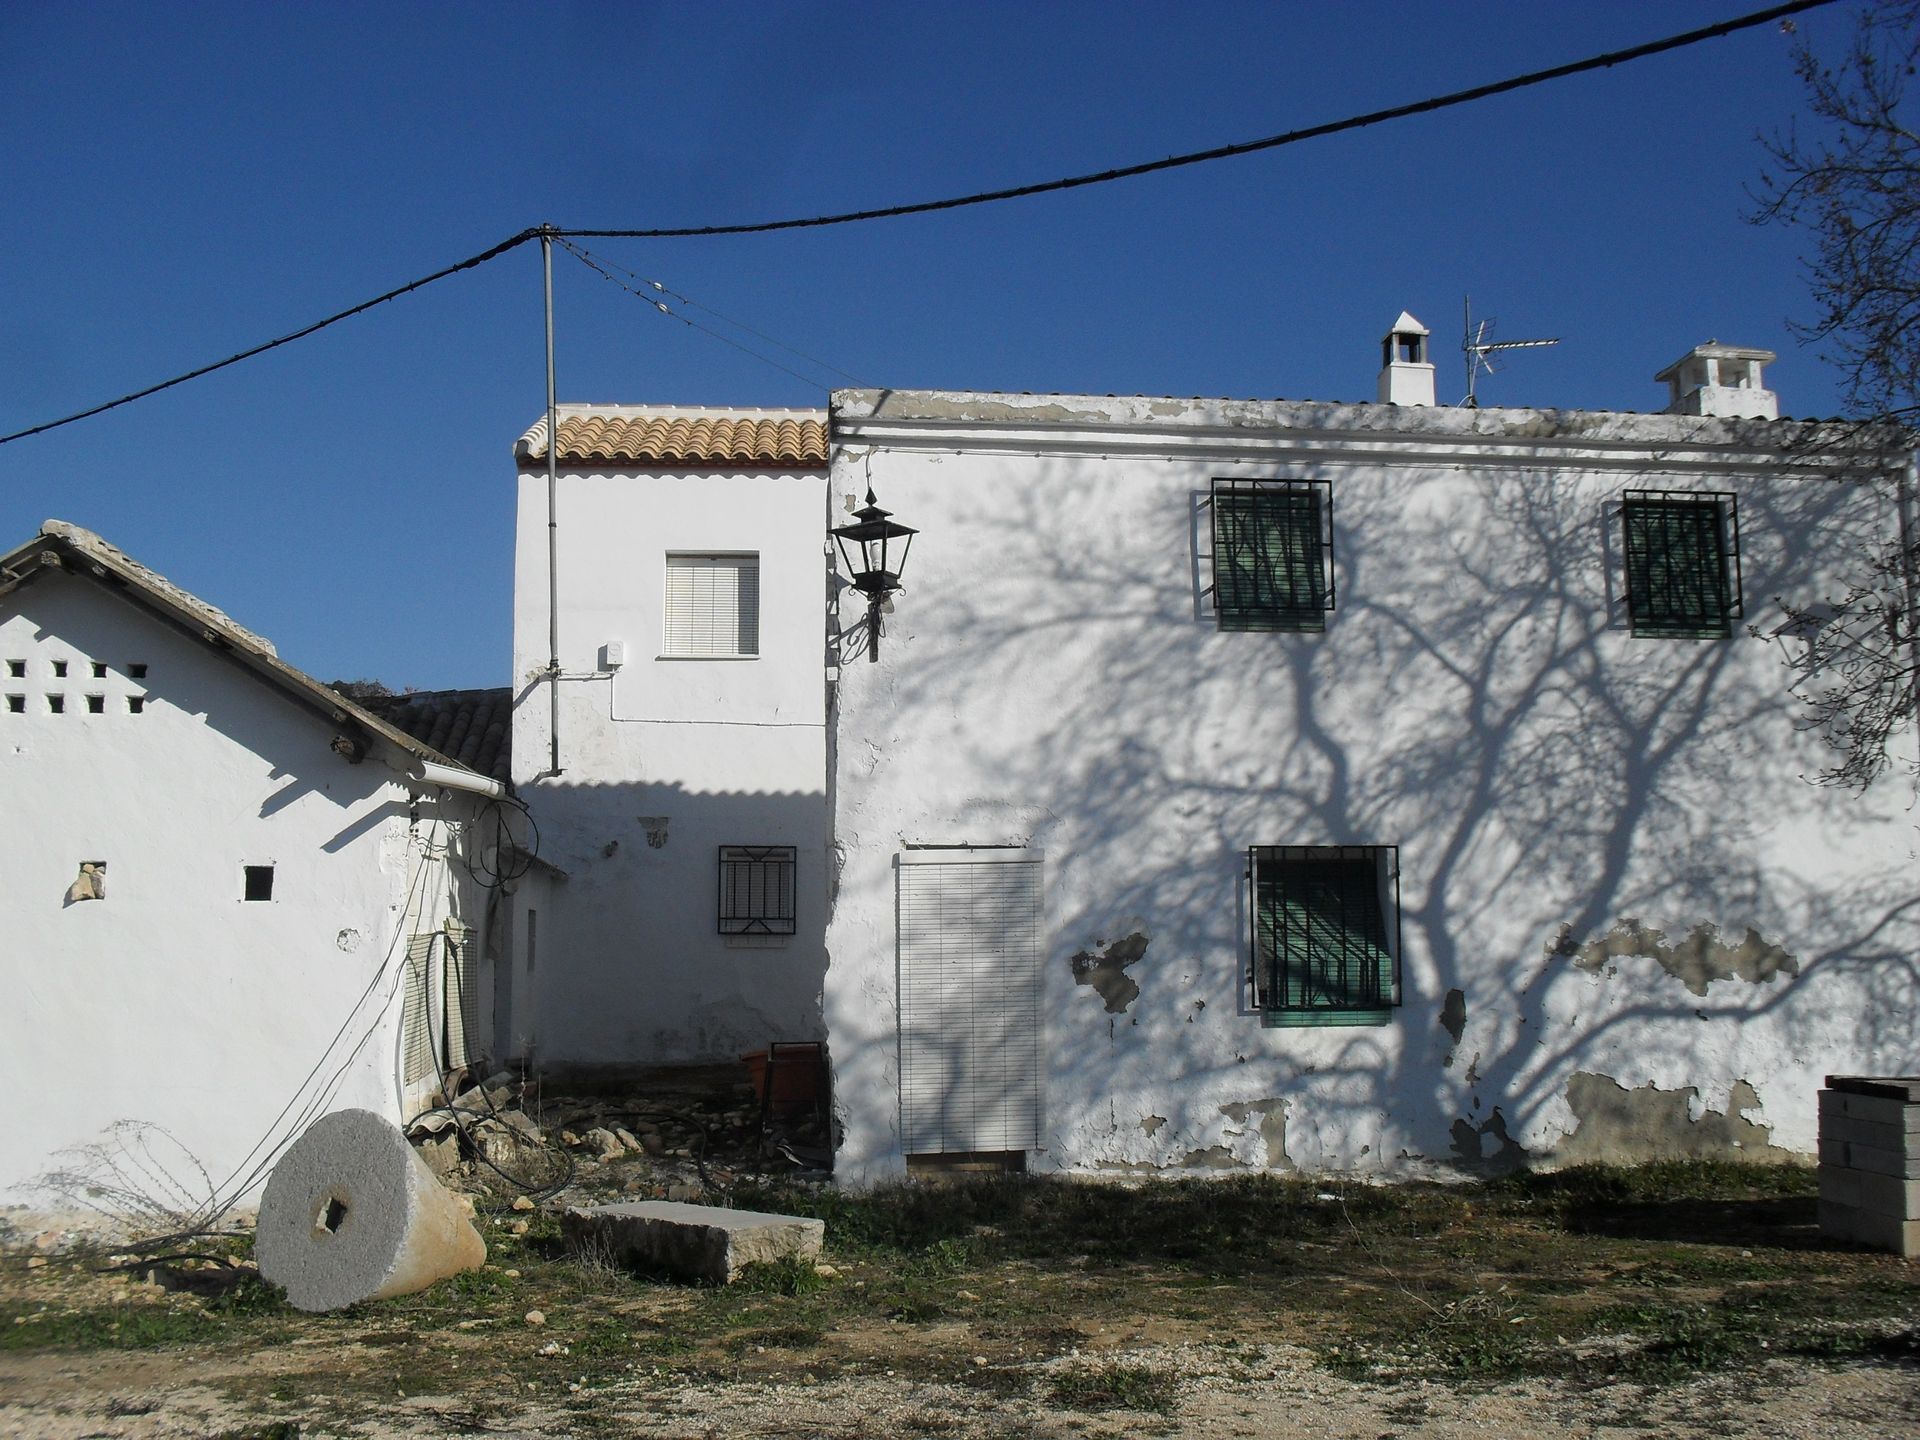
5;660;23;678
126;696;145;714
665;554;760;657
1209;480;1334;632
51;660;67;678
244;865;275;902
127;663;148;679
1620;491;1741;639
1249;845;1400;1026
85;694;104;714
91;661;107;679
718;845;796;935
5;695;23;713
46;694;64;714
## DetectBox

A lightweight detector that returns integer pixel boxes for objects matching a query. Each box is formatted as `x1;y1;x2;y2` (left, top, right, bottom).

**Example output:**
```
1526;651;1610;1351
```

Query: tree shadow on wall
858;450;1920;1173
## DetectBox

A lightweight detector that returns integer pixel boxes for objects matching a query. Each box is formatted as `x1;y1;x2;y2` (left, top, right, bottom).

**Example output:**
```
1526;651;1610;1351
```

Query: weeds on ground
6;1161;1918;1411
1047;1361;1178;1413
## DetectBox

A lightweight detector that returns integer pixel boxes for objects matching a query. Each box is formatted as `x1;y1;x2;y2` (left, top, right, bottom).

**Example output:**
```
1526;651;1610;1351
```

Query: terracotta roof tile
517;407;827;469
364;687;512;785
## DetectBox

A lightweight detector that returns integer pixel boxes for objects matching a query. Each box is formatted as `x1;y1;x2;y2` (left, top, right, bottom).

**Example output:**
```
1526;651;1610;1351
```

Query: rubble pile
402;1063;831;1207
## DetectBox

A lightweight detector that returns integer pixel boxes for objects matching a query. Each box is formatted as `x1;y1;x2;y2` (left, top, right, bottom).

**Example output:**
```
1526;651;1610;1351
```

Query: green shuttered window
1621;492;1740;639
1210;479;1334;632
1250;846;1400;1027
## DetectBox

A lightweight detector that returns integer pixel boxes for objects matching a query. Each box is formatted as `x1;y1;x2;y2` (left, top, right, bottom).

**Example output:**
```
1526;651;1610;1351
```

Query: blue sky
0;2;1864;689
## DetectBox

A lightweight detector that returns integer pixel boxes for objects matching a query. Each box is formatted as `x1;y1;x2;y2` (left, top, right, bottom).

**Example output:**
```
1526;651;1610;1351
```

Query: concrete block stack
1818;1075;1920;1258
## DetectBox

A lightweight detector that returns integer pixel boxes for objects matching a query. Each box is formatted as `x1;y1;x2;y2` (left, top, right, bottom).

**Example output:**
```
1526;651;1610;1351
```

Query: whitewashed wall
0;571;483;1205
824;390;1920;1183
511;463;831;1069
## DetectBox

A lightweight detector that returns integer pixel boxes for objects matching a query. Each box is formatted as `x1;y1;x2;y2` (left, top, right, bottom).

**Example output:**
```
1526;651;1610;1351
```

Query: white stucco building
509;407;832;1074
0;522;513;1207
820;336;1920;1183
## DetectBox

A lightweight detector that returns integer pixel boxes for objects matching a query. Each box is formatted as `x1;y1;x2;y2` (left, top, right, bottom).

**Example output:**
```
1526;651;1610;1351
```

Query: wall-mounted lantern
830;486;918;662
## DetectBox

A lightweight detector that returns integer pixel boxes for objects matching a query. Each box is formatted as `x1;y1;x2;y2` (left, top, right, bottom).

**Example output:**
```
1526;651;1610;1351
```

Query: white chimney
1656;341;1778;420
1378;312;1435;406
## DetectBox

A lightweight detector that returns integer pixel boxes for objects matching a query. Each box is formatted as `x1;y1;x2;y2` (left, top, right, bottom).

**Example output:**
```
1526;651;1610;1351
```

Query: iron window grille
1248;845;1401;1026
719;845;797;935
1620;490;1741;639
1206;479;1335;632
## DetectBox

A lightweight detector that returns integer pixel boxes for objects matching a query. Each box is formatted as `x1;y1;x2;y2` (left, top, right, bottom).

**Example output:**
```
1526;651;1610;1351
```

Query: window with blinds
401;934;436;1084
897;850;1046;1158
664;553;760;657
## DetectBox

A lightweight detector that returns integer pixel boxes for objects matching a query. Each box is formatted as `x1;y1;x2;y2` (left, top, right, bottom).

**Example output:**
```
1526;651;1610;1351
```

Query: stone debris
399;1062;831;1207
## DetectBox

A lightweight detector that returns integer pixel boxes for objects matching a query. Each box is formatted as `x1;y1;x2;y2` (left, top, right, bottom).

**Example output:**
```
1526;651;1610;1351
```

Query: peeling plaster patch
638;817;669;849
1220;1098;1294;1170
1176;1145;1239;1170
1070;930;1149;1014
1140;1115;1166;1137
1439;988;1467;1067
1449;1110;1528;1172
1556;1073;1793;1165
335;928;361;953
1548;919;1797;997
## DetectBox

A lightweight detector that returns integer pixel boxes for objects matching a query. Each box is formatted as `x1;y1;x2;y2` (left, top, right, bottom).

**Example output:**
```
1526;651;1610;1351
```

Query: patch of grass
727;1321;825;1352
1;1302;213;1350
1494;1160;1814;1207
1046;1361;1177;1413
733;1256;828;1296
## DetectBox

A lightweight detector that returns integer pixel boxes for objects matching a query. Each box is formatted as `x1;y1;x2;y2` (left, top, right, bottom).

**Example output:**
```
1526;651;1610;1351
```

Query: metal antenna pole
542;227;564;778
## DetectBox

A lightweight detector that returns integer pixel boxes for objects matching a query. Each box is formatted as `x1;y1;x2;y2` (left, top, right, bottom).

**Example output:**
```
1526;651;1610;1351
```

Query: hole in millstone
314;1194;350;1236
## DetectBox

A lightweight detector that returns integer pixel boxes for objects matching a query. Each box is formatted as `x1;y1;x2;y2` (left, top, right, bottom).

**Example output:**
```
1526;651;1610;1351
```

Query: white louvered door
897;850;1045;1156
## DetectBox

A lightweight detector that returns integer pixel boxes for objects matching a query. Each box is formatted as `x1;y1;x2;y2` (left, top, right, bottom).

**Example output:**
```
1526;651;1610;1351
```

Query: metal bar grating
1249;845;1398;1013
1208;479;1334;631
719;845;798;934
1621;491;1739;637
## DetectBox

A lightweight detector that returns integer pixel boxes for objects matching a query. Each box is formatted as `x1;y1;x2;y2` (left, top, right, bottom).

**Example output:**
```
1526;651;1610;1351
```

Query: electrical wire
562;0;1834;242
0;0;1831;449
556;237;871;387
559;238;846;390
202;819;447;1222
0;230;542;447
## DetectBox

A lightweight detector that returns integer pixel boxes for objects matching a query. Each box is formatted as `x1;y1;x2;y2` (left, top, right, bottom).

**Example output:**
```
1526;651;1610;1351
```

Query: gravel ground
3;1338;1918;1438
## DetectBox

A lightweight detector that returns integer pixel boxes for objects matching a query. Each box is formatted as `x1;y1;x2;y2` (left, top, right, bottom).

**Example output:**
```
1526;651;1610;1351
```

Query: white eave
829;389;1906;479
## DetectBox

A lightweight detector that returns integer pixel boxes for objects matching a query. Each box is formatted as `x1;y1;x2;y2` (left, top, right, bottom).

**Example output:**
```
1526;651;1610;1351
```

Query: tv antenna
1462;296;1559;406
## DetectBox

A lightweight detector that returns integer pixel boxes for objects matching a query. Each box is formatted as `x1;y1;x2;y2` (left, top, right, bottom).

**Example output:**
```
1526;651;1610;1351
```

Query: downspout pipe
410;758;508;801
542;227;564;778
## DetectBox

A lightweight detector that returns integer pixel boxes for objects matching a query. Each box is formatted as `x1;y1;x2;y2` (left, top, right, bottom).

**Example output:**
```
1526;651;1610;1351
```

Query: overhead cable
562;0;1834;241
557;237;867;389
0;229;544;447
0;0;1833;447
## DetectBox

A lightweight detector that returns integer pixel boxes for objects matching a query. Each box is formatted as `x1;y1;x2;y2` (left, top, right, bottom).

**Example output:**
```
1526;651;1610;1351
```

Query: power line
0;229;543;447
0;0;1832;448
557;238;870;389
558;0;1833;241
